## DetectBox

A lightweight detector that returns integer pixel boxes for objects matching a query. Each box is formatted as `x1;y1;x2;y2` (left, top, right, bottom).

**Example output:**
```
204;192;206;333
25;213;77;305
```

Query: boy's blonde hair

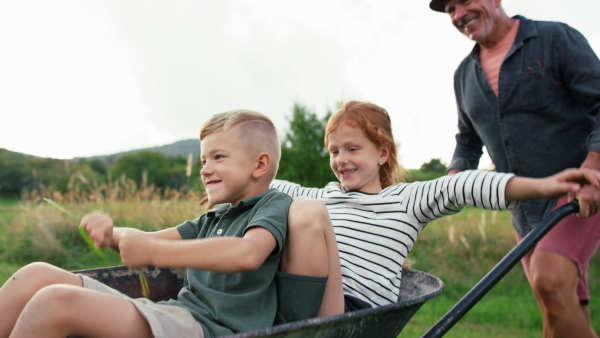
325;101;406;187
200;110;281;181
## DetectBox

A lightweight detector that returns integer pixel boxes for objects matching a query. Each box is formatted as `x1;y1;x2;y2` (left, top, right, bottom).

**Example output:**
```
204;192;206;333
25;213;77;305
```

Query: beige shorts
82;275;204;338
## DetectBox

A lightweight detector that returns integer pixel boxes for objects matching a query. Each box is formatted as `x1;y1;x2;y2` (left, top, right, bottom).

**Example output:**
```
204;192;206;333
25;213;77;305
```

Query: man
429;0;600;336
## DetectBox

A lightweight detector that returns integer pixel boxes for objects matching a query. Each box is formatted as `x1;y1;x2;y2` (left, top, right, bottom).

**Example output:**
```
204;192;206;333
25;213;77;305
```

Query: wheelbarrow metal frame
423;200;580;338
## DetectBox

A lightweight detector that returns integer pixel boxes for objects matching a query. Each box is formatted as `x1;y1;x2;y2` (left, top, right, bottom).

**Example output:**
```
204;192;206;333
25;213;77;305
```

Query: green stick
43;198;150;298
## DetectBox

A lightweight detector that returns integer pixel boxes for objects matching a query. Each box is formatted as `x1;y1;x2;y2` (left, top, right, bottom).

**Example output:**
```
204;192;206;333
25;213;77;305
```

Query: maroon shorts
517;196;600;303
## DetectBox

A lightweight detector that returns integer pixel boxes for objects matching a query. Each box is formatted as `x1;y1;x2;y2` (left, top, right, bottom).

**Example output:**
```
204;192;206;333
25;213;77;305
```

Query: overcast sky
1;0;599;169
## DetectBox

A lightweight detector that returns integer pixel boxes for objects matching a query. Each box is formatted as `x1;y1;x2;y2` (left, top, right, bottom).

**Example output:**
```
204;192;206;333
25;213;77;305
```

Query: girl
271;101;600;311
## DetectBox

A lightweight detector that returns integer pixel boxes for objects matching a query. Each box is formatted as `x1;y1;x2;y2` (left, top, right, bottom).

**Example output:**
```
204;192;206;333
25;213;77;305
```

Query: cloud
1;0;598;169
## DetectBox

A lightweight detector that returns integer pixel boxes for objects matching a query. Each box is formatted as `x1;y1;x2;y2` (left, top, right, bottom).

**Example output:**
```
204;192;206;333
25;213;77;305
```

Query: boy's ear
252;153;271;179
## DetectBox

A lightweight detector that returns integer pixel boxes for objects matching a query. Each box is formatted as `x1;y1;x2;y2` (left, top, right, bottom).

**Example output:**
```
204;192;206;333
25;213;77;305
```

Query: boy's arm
116;226;277;272
81;210;183;251
505;168;600;204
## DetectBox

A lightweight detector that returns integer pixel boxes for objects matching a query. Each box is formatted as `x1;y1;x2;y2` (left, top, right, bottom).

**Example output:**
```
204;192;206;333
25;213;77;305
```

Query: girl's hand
540;168;600;199
506;168;600;202
81;210;115;249
114;231;155;268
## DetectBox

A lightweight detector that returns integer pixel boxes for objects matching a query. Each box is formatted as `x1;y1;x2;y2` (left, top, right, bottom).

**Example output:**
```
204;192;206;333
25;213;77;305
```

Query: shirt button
217;229;223;235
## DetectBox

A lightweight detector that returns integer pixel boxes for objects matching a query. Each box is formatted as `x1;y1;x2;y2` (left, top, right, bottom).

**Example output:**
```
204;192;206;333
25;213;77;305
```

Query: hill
71;139;200;167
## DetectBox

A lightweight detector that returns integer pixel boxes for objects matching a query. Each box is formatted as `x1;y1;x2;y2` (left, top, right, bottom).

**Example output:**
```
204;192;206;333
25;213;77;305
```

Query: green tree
277;103;337;187
0;149;27;197
406;158;448;182
111;151;187;188
419;158;447;173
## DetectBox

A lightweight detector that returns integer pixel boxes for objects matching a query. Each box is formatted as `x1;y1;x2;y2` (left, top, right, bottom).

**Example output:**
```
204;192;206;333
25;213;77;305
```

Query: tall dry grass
2;178;206;270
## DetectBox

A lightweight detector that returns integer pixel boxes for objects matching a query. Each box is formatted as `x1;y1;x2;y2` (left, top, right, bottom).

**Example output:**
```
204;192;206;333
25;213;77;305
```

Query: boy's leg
10;284;152;338
0;262;82;337
280;197;344;317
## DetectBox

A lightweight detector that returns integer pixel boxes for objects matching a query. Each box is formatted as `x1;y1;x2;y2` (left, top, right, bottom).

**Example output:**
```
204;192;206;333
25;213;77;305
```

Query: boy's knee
289;197;329;230
12;262;59;286
23;285;82;325
10;262;81;294
16;262;55;277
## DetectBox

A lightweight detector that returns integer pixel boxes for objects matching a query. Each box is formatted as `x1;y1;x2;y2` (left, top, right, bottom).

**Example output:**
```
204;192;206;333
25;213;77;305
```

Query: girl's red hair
325;101;405;188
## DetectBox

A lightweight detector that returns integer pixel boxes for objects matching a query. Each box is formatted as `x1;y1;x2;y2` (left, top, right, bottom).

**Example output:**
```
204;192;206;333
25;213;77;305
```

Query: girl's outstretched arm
505;168;600;204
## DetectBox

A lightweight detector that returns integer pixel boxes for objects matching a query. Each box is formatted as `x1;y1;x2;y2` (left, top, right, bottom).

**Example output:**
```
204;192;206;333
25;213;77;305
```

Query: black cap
429;0;446;13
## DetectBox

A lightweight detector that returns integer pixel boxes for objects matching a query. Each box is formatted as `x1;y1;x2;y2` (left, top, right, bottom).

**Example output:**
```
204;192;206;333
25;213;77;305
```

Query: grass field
0;198;598;337
400;207;600;337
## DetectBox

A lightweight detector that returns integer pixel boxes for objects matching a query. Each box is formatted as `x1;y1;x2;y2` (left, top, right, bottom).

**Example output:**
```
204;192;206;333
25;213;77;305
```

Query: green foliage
0;149;72;197
402;207;600;336
1;202;598;336
420;158;447;173
110;151;198;189
405;159;449;183
405;169;444;183
277;102;337;187
1;101;455;197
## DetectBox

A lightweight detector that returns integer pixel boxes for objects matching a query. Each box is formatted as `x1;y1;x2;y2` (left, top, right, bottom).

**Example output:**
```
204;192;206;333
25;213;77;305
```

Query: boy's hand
81;210;115;249
115;231;155;268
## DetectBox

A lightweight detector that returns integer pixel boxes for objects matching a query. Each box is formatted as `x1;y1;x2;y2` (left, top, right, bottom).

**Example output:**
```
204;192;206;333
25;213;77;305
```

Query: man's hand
572;185;600;217
576;151;600;217
447;169;462;175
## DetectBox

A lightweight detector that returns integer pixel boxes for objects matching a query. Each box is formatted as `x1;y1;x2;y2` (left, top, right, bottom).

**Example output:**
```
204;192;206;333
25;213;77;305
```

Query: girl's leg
280;197;344;317
0;262;82;337
10;284;152;338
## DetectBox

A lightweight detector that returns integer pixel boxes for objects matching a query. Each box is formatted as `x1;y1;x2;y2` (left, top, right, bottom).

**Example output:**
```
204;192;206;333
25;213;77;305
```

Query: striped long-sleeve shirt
271;170;515;307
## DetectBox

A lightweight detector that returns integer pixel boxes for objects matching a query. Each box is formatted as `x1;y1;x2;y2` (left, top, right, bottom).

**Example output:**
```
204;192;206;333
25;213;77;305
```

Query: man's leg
0;262;82;337
10;284;152;338
518;196;599;338
280;197;344;317
529;251;597;338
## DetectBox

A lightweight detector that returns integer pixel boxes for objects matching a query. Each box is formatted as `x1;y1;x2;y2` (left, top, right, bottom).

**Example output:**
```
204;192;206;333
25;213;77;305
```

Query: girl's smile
327;124;388;194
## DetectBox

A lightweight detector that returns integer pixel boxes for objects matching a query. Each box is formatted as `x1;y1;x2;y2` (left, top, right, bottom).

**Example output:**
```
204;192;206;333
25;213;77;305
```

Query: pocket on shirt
515;69;552;110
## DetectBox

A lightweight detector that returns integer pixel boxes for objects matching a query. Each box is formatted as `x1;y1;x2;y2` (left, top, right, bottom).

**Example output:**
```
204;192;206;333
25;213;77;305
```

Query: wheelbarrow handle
422;200;580;338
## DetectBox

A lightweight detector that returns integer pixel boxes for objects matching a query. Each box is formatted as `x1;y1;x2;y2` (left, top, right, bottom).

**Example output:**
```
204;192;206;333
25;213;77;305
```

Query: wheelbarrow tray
74;266;444;337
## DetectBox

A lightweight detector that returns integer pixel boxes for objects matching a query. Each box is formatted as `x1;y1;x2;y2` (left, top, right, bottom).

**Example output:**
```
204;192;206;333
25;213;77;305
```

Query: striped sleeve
409;170;514;223
270;180;324;199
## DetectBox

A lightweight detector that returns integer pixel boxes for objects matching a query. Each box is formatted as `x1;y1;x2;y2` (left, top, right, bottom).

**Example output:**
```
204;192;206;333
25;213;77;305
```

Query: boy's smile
200;126;258;206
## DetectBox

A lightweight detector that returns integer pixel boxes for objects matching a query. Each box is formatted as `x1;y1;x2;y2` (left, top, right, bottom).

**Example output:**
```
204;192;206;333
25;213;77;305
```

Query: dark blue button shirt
448;16;600;236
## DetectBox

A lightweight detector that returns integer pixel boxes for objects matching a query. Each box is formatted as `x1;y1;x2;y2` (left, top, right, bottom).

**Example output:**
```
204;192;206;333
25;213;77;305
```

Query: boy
0;110;339;338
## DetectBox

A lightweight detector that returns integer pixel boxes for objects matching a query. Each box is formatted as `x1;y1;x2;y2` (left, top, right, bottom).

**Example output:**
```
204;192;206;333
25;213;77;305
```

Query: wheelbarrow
74;201;578;337
74;266;443;337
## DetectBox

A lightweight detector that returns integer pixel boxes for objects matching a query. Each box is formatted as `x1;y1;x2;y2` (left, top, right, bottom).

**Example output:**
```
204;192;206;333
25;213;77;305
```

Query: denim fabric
448;16;600;236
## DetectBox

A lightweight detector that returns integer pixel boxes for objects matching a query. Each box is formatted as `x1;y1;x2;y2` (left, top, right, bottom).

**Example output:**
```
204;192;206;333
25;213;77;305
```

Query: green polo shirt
160;189;291;337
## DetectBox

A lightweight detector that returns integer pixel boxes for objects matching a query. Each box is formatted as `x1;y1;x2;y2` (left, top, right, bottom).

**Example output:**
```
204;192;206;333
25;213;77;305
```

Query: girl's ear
252;153;271;179
379;143;391;165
